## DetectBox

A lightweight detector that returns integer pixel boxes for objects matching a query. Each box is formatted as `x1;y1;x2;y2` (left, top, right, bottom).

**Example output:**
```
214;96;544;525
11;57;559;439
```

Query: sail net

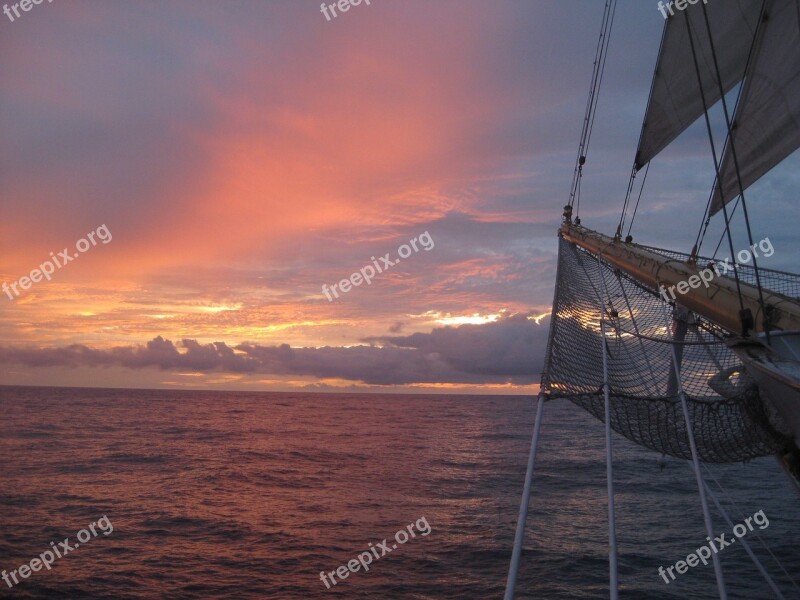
543;237;794;463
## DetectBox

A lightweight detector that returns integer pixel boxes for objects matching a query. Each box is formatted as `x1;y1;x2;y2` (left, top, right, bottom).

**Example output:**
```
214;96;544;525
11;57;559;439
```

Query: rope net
543;237;793;463
641;244;800;301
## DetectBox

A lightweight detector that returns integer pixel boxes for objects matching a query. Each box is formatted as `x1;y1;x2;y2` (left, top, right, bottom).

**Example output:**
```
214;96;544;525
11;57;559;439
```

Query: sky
1;0;798;394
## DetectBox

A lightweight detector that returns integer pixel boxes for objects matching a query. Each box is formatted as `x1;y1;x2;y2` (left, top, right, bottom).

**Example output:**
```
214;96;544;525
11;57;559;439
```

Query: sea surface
0;386;798;599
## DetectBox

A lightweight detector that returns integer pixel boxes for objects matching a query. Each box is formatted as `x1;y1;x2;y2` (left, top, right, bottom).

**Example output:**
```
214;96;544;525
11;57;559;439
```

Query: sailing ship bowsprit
506;1;800;598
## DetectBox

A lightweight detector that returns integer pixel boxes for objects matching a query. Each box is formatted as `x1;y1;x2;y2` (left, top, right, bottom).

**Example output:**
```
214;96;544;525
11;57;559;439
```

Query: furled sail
711;0;800;214
634;0;763;169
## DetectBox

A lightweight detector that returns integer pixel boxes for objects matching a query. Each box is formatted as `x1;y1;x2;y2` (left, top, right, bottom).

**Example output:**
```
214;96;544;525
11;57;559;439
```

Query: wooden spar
559;223;800;335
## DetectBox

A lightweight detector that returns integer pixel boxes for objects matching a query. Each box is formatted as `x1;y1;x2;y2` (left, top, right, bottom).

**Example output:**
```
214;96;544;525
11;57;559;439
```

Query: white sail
635;0;763;169
711;0;800;214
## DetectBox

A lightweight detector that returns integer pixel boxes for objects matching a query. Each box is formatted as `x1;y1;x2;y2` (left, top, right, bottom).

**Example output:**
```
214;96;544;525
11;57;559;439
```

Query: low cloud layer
0;313;549;386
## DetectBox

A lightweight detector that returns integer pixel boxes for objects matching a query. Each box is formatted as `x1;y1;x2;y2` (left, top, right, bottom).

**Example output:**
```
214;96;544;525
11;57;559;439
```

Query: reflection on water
0;386;798;599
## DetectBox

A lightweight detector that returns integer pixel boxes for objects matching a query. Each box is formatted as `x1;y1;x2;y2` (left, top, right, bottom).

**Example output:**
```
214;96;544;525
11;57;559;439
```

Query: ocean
0;386;798;599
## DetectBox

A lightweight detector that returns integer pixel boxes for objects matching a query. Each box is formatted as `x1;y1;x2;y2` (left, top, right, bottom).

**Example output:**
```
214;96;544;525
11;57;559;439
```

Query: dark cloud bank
1;314;549;386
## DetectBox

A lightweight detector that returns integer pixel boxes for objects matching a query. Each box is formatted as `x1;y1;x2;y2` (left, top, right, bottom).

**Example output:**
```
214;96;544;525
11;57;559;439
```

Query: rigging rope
693;1;764;258
568;0;618;214
711;198;741;259
698;1;771;341
703;463;800;595
694;187;716;258
670;342;728;600
598;256;621;599
696;470;786;599
619;10;670;237
601;319;620;599
682;10;749;328
625;162;650;238
504;394;546;600
617;166;638;238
